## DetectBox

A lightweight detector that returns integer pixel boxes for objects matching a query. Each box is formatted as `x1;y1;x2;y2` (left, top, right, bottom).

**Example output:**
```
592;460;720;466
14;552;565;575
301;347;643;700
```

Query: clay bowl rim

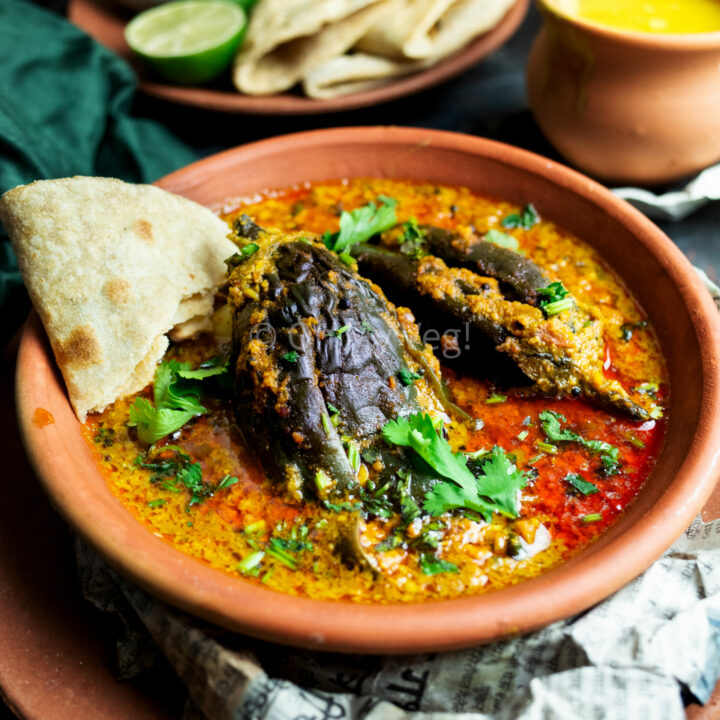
15;126;720;654
536;0;720;49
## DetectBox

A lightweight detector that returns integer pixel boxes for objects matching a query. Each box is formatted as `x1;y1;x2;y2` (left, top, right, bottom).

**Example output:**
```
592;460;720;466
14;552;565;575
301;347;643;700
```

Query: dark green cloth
0;0;196;343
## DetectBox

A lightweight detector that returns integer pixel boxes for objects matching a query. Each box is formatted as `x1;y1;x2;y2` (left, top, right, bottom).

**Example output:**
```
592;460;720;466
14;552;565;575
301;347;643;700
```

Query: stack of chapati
233;0;517;99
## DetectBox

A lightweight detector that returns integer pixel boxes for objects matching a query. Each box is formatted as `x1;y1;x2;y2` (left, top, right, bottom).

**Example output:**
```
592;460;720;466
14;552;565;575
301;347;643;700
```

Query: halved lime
125;1;247;85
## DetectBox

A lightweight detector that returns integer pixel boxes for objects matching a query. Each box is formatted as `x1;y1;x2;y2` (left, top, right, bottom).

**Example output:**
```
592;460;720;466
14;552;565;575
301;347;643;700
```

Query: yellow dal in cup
550;0;720;33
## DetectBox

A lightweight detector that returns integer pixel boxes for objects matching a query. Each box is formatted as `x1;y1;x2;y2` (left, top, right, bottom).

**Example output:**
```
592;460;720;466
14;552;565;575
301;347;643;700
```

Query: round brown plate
68;0;529;115
14;127;720;654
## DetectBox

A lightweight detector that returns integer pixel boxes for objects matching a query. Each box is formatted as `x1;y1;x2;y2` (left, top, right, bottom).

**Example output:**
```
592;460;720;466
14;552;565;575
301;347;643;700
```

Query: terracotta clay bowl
527;0;720;185
15;127;720;653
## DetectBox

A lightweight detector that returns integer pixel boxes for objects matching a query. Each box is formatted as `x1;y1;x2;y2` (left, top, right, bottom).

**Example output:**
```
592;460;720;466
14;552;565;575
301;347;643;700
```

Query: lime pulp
125;0;247;85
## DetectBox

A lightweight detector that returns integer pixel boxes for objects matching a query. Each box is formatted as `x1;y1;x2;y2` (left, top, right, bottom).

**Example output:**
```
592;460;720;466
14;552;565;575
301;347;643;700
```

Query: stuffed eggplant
226;217;451;507
353;224;649;420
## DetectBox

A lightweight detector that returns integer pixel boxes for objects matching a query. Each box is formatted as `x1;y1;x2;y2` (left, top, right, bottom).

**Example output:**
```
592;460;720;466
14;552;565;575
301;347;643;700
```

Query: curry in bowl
79;178;666;603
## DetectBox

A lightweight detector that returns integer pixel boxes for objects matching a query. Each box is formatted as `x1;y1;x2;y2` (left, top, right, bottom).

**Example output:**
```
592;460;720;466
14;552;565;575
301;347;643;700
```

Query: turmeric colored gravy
84;179;667;603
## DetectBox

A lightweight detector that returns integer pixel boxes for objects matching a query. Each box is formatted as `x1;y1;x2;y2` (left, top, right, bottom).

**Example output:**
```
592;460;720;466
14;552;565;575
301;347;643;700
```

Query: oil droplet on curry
84;180;667;603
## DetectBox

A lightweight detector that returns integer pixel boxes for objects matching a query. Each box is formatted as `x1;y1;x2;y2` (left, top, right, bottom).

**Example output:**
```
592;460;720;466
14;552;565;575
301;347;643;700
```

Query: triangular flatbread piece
0;176;237;420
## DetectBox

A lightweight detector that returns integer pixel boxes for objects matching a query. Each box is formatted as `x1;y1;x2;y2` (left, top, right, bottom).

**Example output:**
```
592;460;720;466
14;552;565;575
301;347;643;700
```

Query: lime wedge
125;1;247;85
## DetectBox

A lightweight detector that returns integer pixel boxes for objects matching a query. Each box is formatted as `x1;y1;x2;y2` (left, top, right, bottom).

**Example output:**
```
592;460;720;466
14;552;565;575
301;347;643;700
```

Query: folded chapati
233;0;393;95
302;52;431;98
0;177;236;420
356;0;516;60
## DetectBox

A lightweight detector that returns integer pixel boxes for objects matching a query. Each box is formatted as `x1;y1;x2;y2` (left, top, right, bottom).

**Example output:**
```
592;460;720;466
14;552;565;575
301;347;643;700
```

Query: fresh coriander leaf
501;204;540;230
128;399;198;445
176;358;229;379
538;410;580;443
323;499;362;513
469;446;528;518
266;538;298;570
398;367;422;386
329;197;398;253
483;228;519;251
538;282;574;316
539;410;621;476
282;351;299;363
217;475;239;491
425;447;527;521
402;216;422;243
566;473;598;495
419;553;458;576
383;413;475;489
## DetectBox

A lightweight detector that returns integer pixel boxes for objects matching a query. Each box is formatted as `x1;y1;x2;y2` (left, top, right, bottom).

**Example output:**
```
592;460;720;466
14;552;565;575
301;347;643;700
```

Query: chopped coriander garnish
128;358;229;444
398;367;422;386
332;325;350;337
535;441;558;454
402;216;422;243
314;469;332;494
147;499;166;508
321;413;333;435
237;550;264;576
346;441;361;472
566;473;598;496
326;403;340;415
501;204;540;231
266;538;298;570
383;413;527;521
537;282;574;316
539;410;621;476
419;553;459;576
581;513;603;524
323;499;362;513
485;394;507;404
483;228;519;251
216;474;239;491
136;447;235;511
324;196;397;253
241;242;259;257
282;351;299;363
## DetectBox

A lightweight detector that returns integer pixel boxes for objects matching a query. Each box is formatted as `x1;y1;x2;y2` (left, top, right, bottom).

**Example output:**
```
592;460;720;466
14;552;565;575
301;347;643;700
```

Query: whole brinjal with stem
353;224;649;420
225;218;458;515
